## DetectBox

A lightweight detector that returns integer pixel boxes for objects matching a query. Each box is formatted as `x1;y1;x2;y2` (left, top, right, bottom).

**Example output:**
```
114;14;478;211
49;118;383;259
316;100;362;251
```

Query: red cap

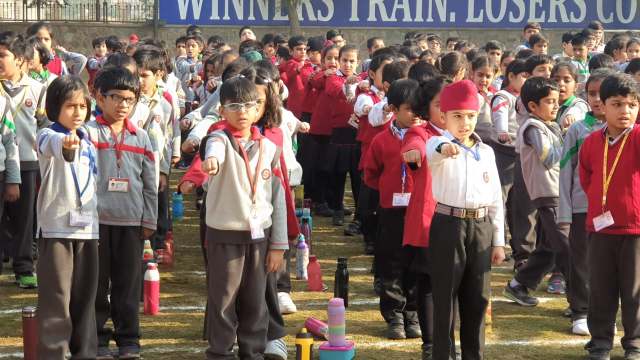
439;80;480;113
129;34;139;44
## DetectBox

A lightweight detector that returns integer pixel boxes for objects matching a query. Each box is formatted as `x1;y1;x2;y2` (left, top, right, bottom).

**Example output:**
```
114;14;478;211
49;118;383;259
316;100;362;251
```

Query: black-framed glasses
103;92;137;107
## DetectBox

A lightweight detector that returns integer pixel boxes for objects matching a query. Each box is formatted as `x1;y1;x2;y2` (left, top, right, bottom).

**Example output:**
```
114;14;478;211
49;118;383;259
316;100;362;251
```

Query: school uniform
400;121;442;350
559;113;604;322
473;90;495;144
35;124;99;359
427;132;504;360
175;56;203;110
308;71;334;206
364;122;419;331
579;125;640;353
326;71;361;213
203;126;288;359
0;97;20;243
87;55;107;90
86;115;157;350
29;69;58;87
282;58;315;119
298;66;321;197
556;95;589;128
513;117;571;293
0;73;47;278
571;59;590;84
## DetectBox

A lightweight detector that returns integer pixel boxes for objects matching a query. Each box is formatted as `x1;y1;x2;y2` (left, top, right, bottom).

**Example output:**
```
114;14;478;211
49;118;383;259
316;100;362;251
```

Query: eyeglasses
222;101;258;113
103;92;137;107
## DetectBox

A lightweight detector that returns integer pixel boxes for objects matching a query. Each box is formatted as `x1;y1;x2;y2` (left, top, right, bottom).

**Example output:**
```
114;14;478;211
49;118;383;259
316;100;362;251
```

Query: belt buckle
466;209;477;218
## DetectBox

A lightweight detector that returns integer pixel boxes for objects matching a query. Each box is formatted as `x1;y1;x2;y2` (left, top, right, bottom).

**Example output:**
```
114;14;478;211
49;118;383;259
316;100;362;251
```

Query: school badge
261;169;271;180
483;172;490;183
24;99;33;108
153;115;161;123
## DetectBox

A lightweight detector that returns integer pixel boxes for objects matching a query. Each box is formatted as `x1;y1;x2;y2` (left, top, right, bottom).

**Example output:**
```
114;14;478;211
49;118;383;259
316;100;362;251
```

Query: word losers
163;0;640;29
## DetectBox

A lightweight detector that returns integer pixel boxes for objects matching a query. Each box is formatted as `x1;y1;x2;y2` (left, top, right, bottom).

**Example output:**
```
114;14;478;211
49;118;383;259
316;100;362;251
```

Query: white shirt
426;134;505;246
368;97;392;127
280;109;303;186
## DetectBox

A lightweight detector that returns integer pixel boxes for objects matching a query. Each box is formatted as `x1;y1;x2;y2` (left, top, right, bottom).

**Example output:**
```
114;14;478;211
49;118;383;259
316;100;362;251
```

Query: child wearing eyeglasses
85;67;158;359
200;76;287;360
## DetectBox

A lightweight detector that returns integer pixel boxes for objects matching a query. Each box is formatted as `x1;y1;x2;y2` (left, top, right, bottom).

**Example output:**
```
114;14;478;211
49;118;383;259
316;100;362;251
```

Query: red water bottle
144;262;160;315
307;255;324;291
22;306;37;360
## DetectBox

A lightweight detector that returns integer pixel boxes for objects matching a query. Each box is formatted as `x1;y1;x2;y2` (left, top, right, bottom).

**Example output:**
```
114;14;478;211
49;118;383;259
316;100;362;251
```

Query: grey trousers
37;238;99;360
206;239;269;360
569;213;589;321
510;158;537;261
588;233;640;351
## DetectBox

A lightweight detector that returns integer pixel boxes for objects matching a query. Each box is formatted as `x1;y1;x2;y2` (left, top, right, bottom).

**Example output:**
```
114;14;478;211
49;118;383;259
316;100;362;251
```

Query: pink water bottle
144;262;160;315
304;317;328;340
307;255;324;291
22;306;37;360
328;298;346;347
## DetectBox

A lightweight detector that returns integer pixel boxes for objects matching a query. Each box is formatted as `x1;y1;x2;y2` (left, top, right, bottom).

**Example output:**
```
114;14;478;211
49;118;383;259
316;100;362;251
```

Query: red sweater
579;126;640;235
46;55;63;76
301;67;321;115
180;120;300;240
356;89;386;170
401;122;442;247
309;72;333;136
325;73;353;129
282;58;315;118
364;126;414;208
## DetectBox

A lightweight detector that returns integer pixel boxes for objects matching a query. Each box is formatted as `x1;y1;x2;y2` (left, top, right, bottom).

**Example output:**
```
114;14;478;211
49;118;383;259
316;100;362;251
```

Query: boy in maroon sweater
364;79;424;341
579;73;640;360
281;35;314;118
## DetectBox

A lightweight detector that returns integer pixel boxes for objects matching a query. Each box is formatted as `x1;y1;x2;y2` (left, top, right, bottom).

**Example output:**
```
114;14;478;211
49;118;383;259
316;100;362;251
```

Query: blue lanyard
400;162;407;193
453;139;481;161
69;141;95;209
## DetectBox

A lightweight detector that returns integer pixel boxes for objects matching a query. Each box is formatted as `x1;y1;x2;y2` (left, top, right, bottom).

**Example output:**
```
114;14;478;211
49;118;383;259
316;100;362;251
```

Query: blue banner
160;0;639;30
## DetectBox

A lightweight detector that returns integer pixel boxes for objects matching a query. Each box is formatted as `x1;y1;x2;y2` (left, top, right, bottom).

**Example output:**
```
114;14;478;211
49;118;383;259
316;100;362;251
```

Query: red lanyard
234;137;264;205
107;124;127;169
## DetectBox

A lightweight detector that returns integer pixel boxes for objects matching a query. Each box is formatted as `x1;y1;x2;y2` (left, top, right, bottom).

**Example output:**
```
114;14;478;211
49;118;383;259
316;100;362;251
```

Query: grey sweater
0;96;20;184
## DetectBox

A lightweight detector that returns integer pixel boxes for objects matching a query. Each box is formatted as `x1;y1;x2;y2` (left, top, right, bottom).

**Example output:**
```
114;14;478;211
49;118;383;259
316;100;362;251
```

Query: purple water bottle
327;298;346;347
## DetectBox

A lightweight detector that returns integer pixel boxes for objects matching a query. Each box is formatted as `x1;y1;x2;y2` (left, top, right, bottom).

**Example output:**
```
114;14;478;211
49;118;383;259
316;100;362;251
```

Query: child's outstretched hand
562;115;576;128
202;157;219;175
178;181;196;194
266;249;285;273
4;184;19;202
497;132;511;144
180;118;193;131
324;68;336;77
402;150;422;168
346;75;359;85
440;143;460;158
298;122;310;133
358;79;370;92
491;246;506;265
62;134;80;150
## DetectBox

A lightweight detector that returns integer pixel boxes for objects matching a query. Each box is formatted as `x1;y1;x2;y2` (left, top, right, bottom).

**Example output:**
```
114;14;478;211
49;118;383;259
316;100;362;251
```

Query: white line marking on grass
159;305;206;312
492;296;558;304
306;298;379;306
0;353;23;358
0;309;21;315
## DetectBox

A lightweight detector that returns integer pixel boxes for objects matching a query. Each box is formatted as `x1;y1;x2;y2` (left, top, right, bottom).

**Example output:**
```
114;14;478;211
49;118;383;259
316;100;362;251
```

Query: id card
593;211;614;232
249;207;265;240
392;193;411;207
108;177;130;192
69;209;92;227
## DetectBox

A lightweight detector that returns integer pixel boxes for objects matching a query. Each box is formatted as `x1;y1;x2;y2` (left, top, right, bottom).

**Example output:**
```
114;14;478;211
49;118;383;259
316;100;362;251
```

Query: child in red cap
426;79;505;360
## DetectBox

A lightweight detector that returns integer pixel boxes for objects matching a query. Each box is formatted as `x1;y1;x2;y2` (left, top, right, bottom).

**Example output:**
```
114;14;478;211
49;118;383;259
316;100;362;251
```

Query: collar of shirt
428;122;446;135
603;124;634;145
1;72;30;96
95;115;137;134
50;121;90;140
390;121;409;140
223;122;263;141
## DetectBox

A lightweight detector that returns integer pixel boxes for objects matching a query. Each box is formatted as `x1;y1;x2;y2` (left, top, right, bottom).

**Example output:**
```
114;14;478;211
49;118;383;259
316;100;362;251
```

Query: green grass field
0;172;627;359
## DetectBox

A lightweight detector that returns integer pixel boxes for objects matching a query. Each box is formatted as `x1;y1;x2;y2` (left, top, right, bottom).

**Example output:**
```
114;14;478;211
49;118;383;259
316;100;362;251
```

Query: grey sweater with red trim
85;116;158;229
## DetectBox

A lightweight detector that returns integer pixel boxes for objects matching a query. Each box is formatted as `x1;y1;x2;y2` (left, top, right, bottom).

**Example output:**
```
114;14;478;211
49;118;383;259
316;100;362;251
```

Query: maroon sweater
281;58;314;118
579;125;640;235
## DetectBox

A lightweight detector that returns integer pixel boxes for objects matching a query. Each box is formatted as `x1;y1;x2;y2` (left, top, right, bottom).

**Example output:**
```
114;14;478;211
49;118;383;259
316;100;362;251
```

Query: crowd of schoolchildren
1;17;640;360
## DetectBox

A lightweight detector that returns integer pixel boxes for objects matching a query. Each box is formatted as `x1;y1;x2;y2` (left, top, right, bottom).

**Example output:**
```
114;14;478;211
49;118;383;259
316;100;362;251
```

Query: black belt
435;203;488;219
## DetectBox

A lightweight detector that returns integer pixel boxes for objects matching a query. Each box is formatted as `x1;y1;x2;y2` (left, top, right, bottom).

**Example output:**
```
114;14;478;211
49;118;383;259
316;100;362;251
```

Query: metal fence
0;0;155;23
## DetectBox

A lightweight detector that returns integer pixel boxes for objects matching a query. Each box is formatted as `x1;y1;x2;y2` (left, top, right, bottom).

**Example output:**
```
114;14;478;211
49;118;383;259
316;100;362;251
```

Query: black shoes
504;281;539;307
386;322;406;340
314;202;334;217
344;221;361;236
332;210;345;226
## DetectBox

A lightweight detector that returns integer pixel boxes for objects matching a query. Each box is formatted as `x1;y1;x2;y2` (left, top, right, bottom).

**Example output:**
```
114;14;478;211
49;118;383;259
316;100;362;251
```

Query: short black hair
238;39;263;56
561;32;574;44
586;68;616;91
261;33;275;46
445;37;459;45
627;37;640;50
338;45;358;59
0;32;29;59
438;51;467;78
307;36;324;53
408;61;440;84
186;24;202;36
625;58;640;75
369;53;395;74
484;40;503;52
604;36;627;57
175;36;187;46
46;75;92;124
454;40;473;52
524;54;553;74
105;35;124;53
92;36;105;49
288;35;307;49
471;55;496;73
326;29;342;41
372;47;398;59
427;34;441;43
399;46;421;61
239;26;253;38
524;22;542;31
273;33;288;46
551;61;578;81
529;34;548;47
185;34;204;48
221;58;250;82
133;48;164;74
387;79;420;108
600;73;640;103
94;67;140;98
588;20;604;31
571;35;588;47
501;59;528;90
219;75;258;105
581;28;597;39
382;60;411;84
207;35;225;47
366;37;383;50
413;75;449;119
25;36;46;65
103;53;137;72
276;46;291;61
588;53;615;73
26;21;54;39
515;48;534;59
521;77;559;113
